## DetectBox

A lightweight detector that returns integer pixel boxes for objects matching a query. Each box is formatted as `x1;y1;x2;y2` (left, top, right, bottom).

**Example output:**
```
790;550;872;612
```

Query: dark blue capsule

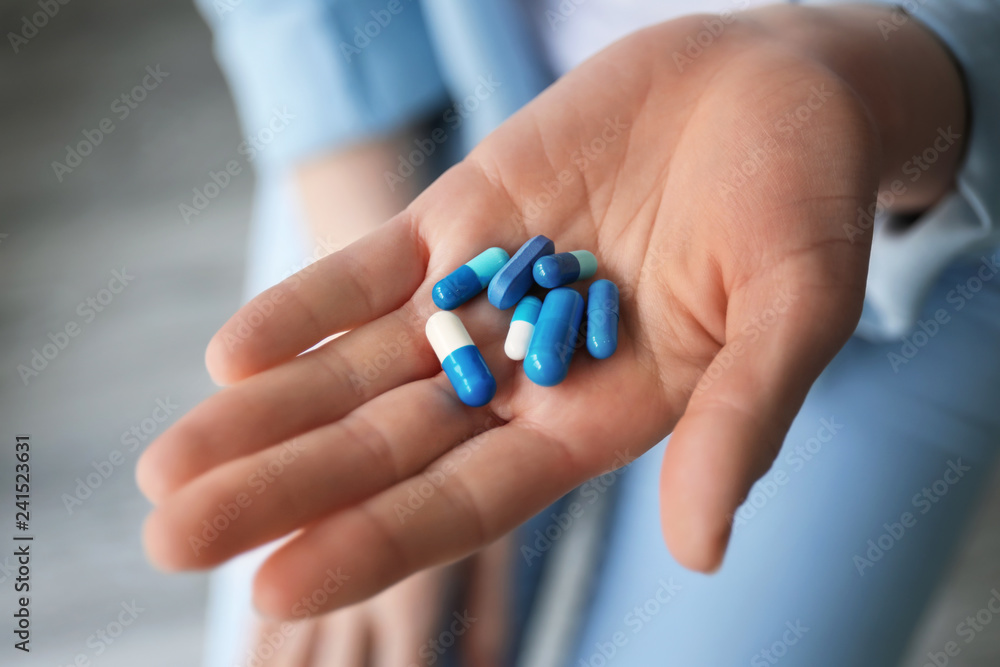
532;250;598;288
488;235;555;309
524;288;585;386
587;279;619;359
432;247;509;310
442;346;496;407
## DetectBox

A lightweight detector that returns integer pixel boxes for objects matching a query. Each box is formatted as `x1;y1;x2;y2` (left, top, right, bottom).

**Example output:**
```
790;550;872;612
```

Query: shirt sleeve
824;0;1000;339
193;0;449;172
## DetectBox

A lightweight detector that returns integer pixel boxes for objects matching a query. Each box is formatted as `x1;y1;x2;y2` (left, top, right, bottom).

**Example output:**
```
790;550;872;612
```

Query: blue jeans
568;251;1000;666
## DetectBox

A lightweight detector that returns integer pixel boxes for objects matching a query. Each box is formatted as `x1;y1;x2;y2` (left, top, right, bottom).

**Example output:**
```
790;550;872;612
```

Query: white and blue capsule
504;296;542;361
532;251;597;288
432;248;510;310
425;311;496;407
587;279;619;359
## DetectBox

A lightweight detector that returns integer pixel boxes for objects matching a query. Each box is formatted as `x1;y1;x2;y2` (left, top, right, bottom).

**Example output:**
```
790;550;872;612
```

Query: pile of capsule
424;234;620;407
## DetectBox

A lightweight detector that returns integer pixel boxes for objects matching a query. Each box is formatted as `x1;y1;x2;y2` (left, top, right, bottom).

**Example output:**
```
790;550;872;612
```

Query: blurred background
1;0;999;665
1;0;246;663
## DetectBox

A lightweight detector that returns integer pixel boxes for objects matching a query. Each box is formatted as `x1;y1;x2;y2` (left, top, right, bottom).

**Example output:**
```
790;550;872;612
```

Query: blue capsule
425;311;496;407
432;247;510;310
488;235;554;309
587;279;619;359
524;288;585;386
532;250;598;288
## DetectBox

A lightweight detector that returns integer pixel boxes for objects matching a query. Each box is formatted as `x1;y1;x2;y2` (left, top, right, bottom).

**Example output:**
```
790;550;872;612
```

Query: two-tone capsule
432;248;510;310
524;288;585;386
425;311;496;407
532;250;597;288
504;296;541;361
587;279;619;358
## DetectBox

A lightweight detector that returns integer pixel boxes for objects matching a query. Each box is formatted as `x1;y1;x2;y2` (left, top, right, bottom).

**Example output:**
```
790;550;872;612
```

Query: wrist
295;131;419;249
744;3;967;212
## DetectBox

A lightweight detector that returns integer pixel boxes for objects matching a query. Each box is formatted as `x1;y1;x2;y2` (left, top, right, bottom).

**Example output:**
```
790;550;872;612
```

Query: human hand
243;540;509;667
243;568;450;667
137;5;965;616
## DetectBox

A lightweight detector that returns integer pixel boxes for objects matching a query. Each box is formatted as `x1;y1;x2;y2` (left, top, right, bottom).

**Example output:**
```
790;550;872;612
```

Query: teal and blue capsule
524;288;585;386
532;250;598;288
587;279;619;359
504;296;542;360
432;247;510;310
425;311;496;407
488;235;554;309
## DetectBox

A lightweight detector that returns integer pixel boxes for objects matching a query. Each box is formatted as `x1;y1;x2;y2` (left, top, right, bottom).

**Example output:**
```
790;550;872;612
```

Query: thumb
659;280;860;572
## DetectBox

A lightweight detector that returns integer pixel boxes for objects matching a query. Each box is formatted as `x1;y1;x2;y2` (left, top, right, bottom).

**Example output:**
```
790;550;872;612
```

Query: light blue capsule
587;279;619;359
511;295;542;324
524;288;585;386
432;247;510;310
532;250;598;288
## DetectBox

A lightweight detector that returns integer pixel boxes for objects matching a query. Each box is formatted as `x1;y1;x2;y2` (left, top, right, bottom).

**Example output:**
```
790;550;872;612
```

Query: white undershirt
525;0;775;75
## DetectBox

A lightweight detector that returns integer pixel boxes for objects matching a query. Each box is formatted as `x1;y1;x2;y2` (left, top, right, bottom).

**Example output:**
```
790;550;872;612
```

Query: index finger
250;420;608;617
206;214;427;385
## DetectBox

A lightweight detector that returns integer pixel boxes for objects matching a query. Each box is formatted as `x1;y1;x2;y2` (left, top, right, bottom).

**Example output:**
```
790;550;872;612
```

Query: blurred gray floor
0;1;998;666
0;0;249;664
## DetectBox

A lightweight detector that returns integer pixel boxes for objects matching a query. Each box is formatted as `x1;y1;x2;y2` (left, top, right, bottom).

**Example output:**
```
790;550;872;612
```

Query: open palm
138;16;879;617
